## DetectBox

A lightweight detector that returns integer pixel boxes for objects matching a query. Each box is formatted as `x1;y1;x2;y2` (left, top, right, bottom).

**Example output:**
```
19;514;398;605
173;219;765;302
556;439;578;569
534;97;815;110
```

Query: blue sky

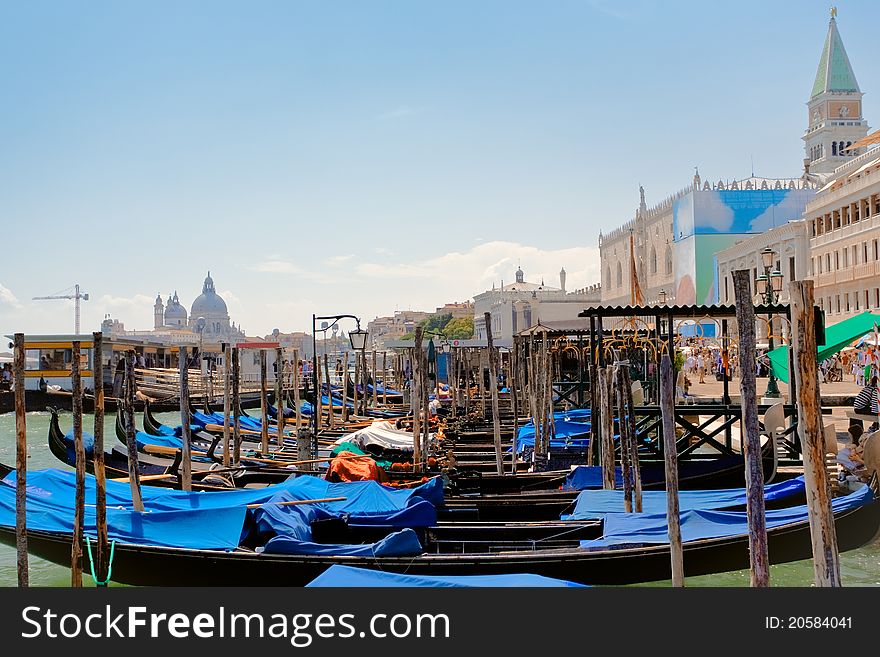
2;0;878;336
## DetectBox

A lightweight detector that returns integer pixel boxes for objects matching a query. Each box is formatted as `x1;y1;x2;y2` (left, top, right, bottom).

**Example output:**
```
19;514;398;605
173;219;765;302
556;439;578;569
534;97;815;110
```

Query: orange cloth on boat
325;451;384;483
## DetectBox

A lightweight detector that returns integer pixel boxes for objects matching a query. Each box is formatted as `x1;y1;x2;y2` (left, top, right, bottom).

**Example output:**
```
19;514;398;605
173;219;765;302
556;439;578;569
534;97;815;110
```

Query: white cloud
326;255;354;267
0;283;20;308
353;241;601;309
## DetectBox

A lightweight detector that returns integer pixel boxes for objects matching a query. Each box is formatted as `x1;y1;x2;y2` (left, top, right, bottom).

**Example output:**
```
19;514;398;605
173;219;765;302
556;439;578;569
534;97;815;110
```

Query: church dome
191;271;228;317
164;292;187;321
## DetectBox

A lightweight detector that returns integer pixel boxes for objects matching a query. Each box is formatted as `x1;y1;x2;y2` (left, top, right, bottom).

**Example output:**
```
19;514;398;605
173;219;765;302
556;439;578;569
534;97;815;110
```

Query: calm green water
0;411;878;587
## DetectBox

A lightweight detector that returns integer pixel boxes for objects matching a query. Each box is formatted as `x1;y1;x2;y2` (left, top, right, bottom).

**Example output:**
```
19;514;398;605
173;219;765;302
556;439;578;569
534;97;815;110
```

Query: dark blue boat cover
580;485;874;549
306;564;588;587
62;430;95;461
262;527;423;556
563;476;806;520
563;457;748;491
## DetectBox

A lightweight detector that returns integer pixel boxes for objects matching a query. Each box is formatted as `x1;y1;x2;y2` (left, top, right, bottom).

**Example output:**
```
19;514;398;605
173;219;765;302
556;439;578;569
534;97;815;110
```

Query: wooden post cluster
509;338;520;475
179;346;193;492
372;349;378;409
789;279;841;587
613;365;633;512
124;350;145;511
92;332;109;585
733;269;770;587
70;340;85;587
324;353;334;429
341;351;350;423
412;328;423;469
619;364;642;511
485;312;504;475
382;351;388;408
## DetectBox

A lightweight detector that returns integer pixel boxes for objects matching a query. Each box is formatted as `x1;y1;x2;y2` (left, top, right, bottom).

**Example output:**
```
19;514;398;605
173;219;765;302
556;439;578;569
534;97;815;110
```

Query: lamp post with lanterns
310;314;368;453
756;247;784;398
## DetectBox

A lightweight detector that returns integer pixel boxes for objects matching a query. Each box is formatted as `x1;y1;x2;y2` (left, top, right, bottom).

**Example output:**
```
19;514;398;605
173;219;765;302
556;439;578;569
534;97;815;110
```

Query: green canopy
767;311;880;383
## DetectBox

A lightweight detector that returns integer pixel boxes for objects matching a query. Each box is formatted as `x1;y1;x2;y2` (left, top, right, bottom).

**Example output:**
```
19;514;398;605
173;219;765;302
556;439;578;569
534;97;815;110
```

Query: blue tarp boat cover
0;469;442;555
262;527;422;557
0;471;246;549
580;485;874;549
306;564;588;587
563;477;806;520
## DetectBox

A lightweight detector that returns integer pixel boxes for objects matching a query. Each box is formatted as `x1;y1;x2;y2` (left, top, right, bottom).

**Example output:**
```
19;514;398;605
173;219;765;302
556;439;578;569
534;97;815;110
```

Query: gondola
1;471;876;586
46;407;241;489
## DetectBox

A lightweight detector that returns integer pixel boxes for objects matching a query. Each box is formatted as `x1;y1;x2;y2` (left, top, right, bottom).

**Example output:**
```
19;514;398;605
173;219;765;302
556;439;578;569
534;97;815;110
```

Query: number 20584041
765;617;852;629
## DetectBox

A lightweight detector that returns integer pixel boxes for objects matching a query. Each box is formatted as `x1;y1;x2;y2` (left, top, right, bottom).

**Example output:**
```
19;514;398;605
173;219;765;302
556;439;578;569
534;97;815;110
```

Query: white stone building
473;266;601;344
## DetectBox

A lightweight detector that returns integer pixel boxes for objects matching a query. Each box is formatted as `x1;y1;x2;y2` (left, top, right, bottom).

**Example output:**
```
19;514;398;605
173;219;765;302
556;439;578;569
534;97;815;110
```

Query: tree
444;317;474;340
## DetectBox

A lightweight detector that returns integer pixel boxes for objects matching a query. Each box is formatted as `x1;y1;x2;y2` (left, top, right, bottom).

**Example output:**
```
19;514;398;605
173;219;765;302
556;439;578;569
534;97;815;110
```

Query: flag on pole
629;231;645;306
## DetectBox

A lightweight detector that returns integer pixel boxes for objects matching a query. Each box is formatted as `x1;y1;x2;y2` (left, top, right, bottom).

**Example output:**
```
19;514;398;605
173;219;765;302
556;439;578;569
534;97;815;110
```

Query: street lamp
658;289;667;305
757;248;782;398
311;314;367;454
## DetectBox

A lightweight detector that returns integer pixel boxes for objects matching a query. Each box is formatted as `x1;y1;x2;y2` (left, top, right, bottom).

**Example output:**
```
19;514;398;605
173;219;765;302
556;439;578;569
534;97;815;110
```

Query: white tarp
335;420;431;453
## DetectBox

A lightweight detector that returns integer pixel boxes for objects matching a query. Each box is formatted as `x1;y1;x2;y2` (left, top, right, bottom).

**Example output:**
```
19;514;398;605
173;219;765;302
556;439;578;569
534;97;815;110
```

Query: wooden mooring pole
232;347;241;465
789;279;841;586
372;349;378;409
13;334;28;586
599;366;615;490
485;312;504;475
124;350;144;511
179;346;192;491
382;351;388;408
620;365;643;511
70;341;85;587
260;350;269;453
733;269;770;587
614;365;633;512
324;353;334;429
660;353;684;586
412;329;423;468
276;347;286;444
222;343;231;467
92;332;109;585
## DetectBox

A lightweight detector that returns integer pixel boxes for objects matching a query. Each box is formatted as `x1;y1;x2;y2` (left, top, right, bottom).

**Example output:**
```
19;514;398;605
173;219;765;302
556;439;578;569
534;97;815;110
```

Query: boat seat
761;402;786;483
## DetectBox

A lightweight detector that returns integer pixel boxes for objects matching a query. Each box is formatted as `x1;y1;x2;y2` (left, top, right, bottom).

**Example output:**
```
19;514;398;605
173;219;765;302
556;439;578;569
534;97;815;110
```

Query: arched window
606;267;612;288
665;246;673;275
650;247;658;274
616;262;622;287
832;142;837;156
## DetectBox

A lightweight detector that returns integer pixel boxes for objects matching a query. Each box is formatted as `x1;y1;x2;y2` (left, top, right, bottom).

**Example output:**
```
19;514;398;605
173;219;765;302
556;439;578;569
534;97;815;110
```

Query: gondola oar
246;496;346;509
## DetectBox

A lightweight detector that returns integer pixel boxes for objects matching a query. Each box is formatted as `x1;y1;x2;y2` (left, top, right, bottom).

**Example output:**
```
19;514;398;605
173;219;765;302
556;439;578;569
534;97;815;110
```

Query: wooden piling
382;351;388;408
13;334;27;586
789;279;841;587
222;344;231;467
660;353;684;586
620;365;643;511
179;347;192;491
420;341;430;468
484;312;504;475
123;350;144;511
413;329;423;468
341;351;350;423
353;350;360;419
510;338;520;475
92;332;108;585
260;350;269;453
232;347;241;465
732;269;770;587
614;365;633;512
599;366;616;489
372;349;378;409
324;353;335;429
70;341;85;587
276;347;286;444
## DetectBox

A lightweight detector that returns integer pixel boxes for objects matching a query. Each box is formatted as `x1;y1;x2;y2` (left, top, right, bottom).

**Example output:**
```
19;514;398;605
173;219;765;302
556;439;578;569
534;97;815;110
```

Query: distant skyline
2;1;878;336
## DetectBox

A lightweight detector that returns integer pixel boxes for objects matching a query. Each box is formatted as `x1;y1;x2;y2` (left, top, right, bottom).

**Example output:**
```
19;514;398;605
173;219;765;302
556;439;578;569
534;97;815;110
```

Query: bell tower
803;9;869;176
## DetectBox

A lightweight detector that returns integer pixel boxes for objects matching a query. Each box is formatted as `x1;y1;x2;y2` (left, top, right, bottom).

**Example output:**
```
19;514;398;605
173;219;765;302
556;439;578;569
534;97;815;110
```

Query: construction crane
32;284;90;334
